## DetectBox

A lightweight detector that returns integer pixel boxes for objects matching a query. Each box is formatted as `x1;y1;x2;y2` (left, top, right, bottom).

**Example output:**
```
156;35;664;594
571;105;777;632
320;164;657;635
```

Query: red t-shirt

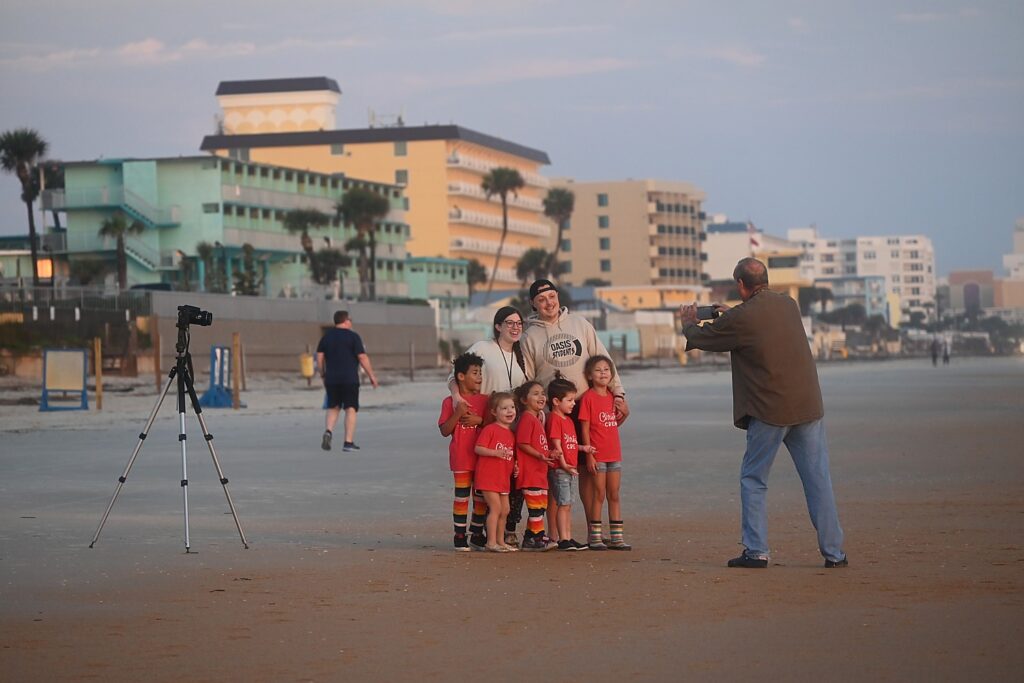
515;411;550;490
546;412;579;468
474;423;516;494
438;393;490;472
578;389;621;462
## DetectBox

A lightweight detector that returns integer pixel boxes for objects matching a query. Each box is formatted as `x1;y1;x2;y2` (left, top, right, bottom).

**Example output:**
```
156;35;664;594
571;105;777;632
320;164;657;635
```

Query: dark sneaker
570;539;589;551
557;540;574;551
468;534;487;551
321;431;332;451
727;553;768;568
606;540;632;551
588;540;609;551
824;557;849;568
454;534;470;552
521;536;550;552
342;441;360;452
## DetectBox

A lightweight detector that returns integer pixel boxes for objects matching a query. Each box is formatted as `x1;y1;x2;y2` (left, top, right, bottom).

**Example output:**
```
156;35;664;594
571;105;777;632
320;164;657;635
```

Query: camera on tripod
177;304;213;327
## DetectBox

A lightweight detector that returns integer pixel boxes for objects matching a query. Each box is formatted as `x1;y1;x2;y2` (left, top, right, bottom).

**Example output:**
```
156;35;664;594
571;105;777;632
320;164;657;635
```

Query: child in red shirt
473;392;519;552
514;381;557;551
438;352;489;551
546;375;593;551
578;355;631;550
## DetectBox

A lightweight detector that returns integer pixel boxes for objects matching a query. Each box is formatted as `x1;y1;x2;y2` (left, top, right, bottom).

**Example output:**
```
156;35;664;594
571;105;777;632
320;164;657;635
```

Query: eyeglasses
503;320;524;328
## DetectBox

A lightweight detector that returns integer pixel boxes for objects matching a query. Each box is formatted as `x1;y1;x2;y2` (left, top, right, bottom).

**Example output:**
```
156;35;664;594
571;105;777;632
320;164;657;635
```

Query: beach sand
1;357;1022;681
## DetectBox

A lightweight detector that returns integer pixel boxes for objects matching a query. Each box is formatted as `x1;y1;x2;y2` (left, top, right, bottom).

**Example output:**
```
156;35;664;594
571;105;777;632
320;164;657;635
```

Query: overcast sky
1;0;1021;275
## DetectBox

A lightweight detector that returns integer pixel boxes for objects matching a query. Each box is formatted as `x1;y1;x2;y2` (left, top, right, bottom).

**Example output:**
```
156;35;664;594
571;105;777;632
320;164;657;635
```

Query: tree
481;167;525;298
232;243;264;296
196;241;228;293
0;128;48;286
542;187;574;280
312;248;351;286
68;258;109;287
98;211;144;290
284;208;332;286
516;247;551;289
466;258;488;297
336;188;390;300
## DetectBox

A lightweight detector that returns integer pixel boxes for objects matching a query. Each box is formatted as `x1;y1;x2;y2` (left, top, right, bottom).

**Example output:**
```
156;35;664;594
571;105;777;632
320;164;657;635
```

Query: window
821;253;834;262
599;237;610;250
228;148;249;162
597;193;608;207
598;215;610;229
395;169;408;185
202;203;220;214
767;256;799;269
863;251;876;260
845;252;856;262
562;262;572;274
403;197;410;211
891;250;899;258
561;239;571;252
330;143;345;156
394;141;407;156
600;259;611;272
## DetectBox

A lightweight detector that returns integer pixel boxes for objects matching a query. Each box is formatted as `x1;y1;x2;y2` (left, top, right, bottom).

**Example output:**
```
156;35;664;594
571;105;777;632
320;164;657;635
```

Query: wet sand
1;358;1022;681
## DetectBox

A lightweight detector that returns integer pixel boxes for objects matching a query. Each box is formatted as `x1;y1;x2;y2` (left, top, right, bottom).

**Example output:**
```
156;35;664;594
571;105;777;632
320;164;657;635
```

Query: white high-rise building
788;227;936;315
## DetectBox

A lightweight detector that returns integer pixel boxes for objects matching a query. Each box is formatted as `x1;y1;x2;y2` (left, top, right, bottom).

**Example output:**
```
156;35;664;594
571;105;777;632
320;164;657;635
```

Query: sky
1;0;1022;276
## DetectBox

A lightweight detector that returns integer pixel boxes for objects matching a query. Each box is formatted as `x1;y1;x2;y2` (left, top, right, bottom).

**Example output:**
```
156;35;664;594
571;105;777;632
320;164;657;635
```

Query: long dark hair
492;305;526;375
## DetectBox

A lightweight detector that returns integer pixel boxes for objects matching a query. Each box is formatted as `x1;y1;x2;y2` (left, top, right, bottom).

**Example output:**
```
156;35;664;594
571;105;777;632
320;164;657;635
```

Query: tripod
90;320;249;552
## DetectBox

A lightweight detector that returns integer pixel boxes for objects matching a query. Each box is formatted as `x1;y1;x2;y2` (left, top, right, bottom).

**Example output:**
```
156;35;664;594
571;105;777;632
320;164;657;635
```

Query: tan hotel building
551;179;707;288
200;77;551;288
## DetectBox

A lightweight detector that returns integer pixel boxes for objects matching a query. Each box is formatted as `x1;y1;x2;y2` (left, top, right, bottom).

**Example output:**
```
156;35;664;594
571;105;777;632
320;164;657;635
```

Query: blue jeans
740;418;845;562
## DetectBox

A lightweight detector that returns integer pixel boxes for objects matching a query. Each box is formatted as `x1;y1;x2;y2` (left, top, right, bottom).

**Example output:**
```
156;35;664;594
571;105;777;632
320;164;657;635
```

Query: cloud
404;57;640;89
436;24;609;42
896;8;981;23
787;17;809;33
703;46;767;68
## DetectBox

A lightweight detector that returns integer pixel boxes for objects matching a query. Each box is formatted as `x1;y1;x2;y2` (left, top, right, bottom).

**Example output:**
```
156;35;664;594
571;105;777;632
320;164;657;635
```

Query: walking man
679;258;847;569
317;310;378;452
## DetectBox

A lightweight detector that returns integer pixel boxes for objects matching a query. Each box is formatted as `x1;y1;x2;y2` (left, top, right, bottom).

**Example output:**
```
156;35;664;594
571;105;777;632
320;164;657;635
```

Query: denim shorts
548;469;579;506
595;461;622;473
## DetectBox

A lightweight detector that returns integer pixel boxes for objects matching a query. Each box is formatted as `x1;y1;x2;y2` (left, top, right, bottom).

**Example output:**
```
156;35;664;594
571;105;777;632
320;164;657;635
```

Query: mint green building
43;156;410;297
405;256;470;313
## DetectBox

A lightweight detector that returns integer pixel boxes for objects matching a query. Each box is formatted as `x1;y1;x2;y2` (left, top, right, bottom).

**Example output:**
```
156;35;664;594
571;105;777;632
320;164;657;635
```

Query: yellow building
594;284;709;311
201;77;551;288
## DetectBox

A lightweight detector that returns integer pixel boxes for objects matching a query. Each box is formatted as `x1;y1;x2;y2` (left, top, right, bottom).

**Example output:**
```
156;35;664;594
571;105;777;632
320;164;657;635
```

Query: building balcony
446;154;550;188
43;187;180;227
446;181;543;212
450;237;528;259
222;184;338;214
447;208;550;238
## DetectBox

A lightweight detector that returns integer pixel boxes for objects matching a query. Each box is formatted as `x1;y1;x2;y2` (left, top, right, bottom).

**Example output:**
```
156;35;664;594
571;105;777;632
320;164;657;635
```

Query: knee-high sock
588;520;603;545
453;471;471;535
507;484;524;532
523;488;547;537
609;520;625;544
470;489;487;536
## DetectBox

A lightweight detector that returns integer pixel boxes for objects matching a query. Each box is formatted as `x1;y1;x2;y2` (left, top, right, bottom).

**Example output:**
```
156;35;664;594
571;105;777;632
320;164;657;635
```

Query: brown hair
583;355;614;388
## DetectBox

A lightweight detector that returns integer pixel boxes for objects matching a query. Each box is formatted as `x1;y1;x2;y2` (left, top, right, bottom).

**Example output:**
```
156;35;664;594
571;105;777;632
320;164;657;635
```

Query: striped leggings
522;487;548;538
453;471;487;536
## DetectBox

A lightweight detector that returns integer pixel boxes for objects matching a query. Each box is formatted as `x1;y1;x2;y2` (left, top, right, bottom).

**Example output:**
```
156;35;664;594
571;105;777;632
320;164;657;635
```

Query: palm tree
542;187;574;281
0;128;48;286
284;208;332;286
481;167;525;298
232;243;263;296
516;248;551;289
336;187;390;300
97;211;144;290
466;258;488;297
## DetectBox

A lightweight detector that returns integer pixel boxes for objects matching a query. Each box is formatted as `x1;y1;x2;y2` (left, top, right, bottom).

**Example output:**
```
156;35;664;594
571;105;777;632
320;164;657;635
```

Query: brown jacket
683;289;823;429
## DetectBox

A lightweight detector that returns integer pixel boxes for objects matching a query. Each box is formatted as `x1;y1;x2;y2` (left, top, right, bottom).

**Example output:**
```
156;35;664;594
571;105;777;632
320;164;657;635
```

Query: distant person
943;339;951;365
473;392;520;553
446;305;529;547
438;352;489;551
679;258;847;569
931;337;941;367
578;355;631;550
317;310;378;452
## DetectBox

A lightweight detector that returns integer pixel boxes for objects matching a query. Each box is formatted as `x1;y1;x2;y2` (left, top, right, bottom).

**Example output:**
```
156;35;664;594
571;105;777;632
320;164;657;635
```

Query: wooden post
409;339;415;382
232;332;242;410
305;343;312;388
153;330;162;392
240;342;248;392
94;336;103;411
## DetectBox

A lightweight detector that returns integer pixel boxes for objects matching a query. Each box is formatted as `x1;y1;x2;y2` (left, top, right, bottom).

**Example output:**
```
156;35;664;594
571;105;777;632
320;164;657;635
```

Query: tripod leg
178;364;191;552
184;365;250;549
90;371;177;548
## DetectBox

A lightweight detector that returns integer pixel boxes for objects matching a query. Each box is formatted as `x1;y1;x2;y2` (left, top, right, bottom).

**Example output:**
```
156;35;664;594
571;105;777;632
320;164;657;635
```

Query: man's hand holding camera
679;302;730;327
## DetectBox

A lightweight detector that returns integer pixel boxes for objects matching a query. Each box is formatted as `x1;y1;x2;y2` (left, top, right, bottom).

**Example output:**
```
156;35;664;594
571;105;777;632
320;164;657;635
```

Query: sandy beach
1;357;1022;681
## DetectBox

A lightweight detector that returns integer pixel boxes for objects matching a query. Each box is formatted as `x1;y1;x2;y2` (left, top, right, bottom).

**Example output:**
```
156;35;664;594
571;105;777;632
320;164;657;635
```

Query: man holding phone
679;257;847;570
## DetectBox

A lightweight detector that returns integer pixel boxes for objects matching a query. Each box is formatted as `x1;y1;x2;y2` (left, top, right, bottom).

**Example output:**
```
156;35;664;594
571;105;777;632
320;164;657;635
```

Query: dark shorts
325;383;359;411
